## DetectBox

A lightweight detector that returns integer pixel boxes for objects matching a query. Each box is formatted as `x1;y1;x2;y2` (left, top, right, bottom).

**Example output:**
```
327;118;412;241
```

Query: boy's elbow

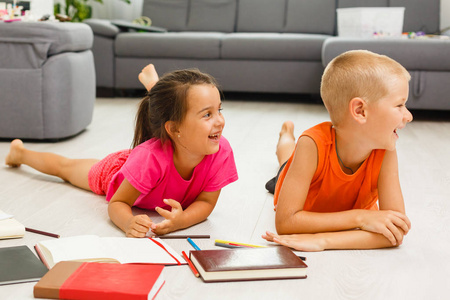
275;210;308;235
275;216;296;235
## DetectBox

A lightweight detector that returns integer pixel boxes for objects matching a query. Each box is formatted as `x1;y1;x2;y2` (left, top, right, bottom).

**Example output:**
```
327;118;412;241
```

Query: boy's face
367;77;412;151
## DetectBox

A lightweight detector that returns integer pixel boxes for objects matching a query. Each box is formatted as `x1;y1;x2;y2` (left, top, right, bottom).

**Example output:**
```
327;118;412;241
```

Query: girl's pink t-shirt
106;137;238;210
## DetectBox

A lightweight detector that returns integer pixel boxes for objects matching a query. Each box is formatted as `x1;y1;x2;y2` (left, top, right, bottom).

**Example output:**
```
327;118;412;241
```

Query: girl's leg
138;64;159;92
5;139;99;191
276;121;296;167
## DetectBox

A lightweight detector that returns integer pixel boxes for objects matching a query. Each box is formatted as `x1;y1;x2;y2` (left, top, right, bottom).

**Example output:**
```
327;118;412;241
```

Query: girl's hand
151;199;184;235
262;231;325;252
359;210;411;246
125;214;153;238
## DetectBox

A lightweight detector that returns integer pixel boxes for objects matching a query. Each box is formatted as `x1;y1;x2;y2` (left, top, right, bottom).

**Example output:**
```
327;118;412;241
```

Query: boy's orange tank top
273;122;385;212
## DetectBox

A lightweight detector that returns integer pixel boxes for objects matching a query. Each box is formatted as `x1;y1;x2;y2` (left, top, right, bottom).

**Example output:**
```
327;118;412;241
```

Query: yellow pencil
214;239;266;248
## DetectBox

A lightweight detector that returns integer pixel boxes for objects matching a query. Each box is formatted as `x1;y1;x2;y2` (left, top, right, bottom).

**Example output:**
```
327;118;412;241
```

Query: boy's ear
164;121;179;138
349;97;367;124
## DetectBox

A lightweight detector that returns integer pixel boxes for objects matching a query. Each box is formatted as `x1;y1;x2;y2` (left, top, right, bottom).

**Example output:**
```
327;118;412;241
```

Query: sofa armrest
84;19;120;38
0;22;93;55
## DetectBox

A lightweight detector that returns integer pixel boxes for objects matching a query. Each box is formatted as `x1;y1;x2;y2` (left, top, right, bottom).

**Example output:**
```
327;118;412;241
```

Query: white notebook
0;209;25;239
35;235;187;269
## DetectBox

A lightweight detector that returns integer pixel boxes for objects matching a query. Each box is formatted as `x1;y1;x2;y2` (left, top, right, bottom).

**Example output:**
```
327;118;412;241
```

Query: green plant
54;0;131;22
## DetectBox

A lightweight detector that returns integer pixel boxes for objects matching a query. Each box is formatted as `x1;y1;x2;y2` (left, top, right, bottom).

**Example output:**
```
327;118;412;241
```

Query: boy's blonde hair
320;50;411;125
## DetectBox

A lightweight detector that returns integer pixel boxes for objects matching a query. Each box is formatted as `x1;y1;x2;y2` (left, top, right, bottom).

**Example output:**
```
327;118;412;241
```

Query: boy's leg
5;139;99;191
276;121;296;167
138;64;159;92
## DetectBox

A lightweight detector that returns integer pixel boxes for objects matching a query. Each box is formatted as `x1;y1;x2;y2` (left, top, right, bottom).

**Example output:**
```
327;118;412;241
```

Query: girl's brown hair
132;68;218;148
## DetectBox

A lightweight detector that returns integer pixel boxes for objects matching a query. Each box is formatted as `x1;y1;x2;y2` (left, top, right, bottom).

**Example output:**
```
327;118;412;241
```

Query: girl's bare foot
5;139;25;167
138;64;159;92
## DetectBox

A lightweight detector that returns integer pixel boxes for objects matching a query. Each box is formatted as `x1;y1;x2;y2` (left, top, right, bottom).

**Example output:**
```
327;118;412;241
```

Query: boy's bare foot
5;139;25;168
138;64;159;92
276;121;296;166
279;121;295;139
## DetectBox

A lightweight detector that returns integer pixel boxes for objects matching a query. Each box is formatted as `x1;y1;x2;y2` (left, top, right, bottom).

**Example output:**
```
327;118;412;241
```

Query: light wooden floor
1;97;449;299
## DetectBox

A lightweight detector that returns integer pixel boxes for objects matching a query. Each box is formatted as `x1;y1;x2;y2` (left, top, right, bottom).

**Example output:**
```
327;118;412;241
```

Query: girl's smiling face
172;84;225;159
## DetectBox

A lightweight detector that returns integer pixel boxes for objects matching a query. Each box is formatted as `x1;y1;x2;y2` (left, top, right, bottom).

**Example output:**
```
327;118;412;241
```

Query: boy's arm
108;179;152;238
263;228;404;252
377;149;408;213
151;190;220;235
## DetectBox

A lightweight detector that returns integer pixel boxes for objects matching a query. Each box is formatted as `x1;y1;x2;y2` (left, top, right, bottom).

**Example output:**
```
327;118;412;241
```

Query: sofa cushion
236;0;286;33
322;38;450;71
337;0;439;34
187;0;237;33
284;0;335;35
142;0;189;31
337;0;388;8
221;33;329;61
390;0;439;33
115;32;225;59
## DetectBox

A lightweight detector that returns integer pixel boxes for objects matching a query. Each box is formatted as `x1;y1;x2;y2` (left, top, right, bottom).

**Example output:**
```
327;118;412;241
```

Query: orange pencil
182;251;200;278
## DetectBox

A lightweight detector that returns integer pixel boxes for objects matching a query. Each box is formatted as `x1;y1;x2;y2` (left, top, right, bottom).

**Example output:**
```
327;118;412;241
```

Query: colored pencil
187;237;201;250
155;234;210;239
214;239;266;248
25;227;60;239
214;242;241;249
182;251;200;277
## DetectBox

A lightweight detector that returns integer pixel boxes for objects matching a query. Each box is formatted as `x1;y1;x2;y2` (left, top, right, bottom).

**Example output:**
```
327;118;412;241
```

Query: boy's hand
151;199;184;235
262;231;325;252
125;214;153;238
359;210;411;245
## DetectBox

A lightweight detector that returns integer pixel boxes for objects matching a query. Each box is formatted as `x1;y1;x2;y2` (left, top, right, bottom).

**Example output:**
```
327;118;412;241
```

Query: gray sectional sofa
85;0;450;110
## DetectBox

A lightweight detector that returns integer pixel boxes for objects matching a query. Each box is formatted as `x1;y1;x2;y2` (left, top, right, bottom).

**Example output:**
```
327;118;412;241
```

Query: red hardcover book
34;261;165;300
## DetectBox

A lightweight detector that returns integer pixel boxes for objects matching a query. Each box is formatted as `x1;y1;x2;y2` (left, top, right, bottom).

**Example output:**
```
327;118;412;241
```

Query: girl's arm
108;179;153;238
150;190;221;235
276;138;410;246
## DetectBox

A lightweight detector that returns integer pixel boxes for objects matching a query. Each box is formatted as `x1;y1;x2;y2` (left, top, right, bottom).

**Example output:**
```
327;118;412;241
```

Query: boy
263;50;412;251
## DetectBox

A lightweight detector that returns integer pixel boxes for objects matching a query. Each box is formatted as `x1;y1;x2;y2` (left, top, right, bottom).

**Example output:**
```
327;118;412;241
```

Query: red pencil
229;243;253;248
182;251;199;278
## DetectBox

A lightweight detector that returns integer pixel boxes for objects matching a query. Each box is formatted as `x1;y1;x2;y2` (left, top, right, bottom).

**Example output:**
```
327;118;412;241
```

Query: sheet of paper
0;212;14;221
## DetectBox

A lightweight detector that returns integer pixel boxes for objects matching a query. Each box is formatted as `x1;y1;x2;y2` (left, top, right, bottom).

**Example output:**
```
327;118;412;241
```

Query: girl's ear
164;121;179;139
349;97;367;124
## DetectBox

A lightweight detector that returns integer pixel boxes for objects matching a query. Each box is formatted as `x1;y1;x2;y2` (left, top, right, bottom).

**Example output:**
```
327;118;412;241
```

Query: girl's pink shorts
88;150;131;195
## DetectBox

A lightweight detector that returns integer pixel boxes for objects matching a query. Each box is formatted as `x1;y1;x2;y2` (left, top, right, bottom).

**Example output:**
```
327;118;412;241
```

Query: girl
5;65;238;238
